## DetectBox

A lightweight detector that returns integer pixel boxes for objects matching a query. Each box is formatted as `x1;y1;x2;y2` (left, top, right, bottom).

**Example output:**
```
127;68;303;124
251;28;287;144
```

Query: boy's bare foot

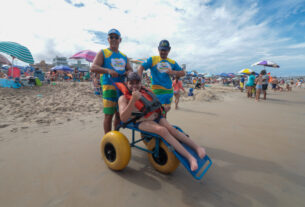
189;157;198;171
196;147;206;159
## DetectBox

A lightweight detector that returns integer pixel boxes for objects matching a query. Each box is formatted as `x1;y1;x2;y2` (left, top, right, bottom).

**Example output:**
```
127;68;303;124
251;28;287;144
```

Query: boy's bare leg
159;118;206;159
139;120;198;171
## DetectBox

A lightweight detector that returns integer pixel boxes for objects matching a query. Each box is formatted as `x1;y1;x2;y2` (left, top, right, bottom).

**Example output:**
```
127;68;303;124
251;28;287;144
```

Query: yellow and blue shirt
101;48;127;114
101;48;127;85
142;56;182;104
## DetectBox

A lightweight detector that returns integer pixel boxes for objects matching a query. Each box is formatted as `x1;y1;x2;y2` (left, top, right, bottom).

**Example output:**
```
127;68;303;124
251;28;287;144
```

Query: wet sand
0;84;305;207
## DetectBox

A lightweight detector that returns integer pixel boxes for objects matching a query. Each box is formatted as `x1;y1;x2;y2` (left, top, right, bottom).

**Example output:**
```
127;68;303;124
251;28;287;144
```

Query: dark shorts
262;84;268;90
272;84;276;89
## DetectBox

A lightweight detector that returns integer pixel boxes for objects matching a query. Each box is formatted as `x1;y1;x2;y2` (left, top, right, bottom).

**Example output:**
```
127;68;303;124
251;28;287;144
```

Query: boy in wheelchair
117;72;206;171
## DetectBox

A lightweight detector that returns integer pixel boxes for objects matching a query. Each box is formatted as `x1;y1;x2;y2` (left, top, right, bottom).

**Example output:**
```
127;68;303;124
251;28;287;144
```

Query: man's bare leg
159;118;206;158
113;112;121;130
139;121;198;171
104;114;114;134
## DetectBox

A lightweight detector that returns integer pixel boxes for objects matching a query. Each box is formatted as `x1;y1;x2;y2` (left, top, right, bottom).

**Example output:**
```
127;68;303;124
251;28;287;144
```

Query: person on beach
240;76;245;92
261;70;269;100
201;76;206;89
271;77;278;91
246;72;256;98
91;28;133;134
137;40;185;116
118;72;205;171
255;73;263;101
0;69;7;78
285;80;292;91
172;75;185;109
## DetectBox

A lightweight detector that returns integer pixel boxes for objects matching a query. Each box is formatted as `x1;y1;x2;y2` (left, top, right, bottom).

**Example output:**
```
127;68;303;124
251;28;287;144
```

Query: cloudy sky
1;0;305;76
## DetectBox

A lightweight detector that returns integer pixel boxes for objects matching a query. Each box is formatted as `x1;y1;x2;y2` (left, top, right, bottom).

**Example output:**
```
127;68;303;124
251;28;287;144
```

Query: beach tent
8;67;21;78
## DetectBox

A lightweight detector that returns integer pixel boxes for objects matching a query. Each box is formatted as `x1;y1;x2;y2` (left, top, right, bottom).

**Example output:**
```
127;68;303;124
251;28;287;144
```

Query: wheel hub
104;143;116;162
153;147;168;165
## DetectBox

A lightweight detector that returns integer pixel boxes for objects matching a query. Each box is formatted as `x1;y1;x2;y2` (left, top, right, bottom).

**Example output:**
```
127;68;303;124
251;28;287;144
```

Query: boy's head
127;72;141;91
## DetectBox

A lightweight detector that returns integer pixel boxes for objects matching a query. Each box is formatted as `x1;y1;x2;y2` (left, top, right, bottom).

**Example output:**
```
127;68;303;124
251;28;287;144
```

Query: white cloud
0;0;304;75
288;42;305;49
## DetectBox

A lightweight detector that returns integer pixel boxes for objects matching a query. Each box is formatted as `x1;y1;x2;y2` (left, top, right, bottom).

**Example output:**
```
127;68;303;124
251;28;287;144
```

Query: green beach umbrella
0;41;34;64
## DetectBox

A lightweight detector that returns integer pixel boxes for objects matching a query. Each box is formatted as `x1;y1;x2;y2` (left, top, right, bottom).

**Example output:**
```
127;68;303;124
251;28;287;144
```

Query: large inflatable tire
100;131;131;171
147;139;180;174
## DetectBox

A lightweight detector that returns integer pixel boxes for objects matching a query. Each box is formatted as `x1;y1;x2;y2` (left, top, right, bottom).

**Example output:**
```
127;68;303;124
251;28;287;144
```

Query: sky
1;0;305;76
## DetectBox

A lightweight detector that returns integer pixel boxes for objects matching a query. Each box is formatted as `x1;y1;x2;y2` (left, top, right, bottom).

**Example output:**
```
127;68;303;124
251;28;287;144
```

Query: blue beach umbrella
219;73;230;77
0;41;34;64
51;65;73;71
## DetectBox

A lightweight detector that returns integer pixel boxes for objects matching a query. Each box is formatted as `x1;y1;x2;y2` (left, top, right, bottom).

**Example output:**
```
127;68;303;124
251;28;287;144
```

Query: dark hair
127;72;141;82
261;70;266;75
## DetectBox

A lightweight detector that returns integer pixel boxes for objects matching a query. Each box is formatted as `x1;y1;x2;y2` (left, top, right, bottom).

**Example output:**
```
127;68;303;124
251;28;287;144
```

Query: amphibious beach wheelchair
100;79;212;180
100;116;213;180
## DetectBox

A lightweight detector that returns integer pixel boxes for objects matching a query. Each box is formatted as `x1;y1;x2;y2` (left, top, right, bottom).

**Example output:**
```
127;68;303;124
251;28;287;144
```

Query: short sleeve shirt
142;56;182;89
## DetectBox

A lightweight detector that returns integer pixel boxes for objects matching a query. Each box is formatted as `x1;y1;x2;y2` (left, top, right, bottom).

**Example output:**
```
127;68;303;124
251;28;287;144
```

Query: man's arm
90;50;118;77
137;65;144;78
125;58;133;75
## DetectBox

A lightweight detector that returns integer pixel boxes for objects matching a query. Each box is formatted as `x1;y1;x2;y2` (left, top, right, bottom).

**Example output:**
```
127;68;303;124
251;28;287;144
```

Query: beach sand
1;83;305;207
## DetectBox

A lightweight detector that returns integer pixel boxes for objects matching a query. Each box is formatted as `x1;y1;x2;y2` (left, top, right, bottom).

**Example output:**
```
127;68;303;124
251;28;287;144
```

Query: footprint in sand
11;128;18;133
0;124;10;128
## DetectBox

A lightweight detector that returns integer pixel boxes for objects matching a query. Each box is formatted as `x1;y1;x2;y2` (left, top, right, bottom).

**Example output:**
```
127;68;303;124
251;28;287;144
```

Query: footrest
163;139;212;180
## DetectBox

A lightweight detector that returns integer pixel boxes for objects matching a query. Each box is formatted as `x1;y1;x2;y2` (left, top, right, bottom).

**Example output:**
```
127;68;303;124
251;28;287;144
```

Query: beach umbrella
70;50;97;63
251;60;279;69
219;73;230;77
0;53;11;65
238;68;253;75
51;65;73;72
0;41;34;64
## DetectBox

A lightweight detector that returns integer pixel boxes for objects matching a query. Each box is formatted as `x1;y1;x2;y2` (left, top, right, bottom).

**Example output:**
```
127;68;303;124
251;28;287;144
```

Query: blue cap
108;29;121;37
158;40;171;50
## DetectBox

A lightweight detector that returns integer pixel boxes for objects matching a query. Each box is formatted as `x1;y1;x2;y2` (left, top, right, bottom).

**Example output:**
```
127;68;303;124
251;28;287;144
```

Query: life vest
115;82;162;118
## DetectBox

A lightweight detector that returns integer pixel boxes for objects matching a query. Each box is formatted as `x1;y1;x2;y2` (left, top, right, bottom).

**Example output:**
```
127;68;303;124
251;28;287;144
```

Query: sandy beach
1;83;305;207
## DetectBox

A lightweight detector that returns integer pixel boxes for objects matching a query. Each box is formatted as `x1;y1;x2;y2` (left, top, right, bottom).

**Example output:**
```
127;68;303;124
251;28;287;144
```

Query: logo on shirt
111;58;126;71
157;62;171;73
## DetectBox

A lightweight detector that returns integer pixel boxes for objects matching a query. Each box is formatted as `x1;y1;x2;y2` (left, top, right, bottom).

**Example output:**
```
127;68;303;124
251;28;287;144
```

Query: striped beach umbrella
0;41;34;64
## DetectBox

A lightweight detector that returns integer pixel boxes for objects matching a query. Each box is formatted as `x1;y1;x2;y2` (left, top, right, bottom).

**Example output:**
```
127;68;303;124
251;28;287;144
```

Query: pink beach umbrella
0;53;11;65
70;50;97;63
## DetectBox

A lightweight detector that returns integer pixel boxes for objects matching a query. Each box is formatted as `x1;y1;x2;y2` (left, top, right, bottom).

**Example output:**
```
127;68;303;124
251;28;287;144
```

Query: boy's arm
118;91;141;123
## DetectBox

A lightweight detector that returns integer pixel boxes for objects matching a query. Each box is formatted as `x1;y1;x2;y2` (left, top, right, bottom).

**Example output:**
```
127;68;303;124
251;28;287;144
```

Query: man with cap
138;40;185;114
91;28;133;134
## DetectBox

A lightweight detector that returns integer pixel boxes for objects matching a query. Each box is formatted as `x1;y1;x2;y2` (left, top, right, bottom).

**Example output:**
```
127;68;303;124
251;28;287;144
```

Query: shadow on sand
178;108;218;116
116;147;305;207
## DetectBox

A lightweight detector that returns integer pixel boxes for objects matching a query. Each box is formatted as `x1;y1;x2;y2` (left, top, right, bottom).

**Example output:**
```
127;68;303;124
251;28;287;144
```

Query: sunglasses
109;36;120;40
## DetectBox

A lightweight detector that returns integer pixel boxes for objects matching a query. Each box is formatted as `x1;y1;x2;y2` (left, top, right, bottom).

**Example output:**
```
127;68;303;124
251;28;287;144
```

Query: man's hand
108;70;119;77
165;68;175;75
131;91;142;102
163;105;171;112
